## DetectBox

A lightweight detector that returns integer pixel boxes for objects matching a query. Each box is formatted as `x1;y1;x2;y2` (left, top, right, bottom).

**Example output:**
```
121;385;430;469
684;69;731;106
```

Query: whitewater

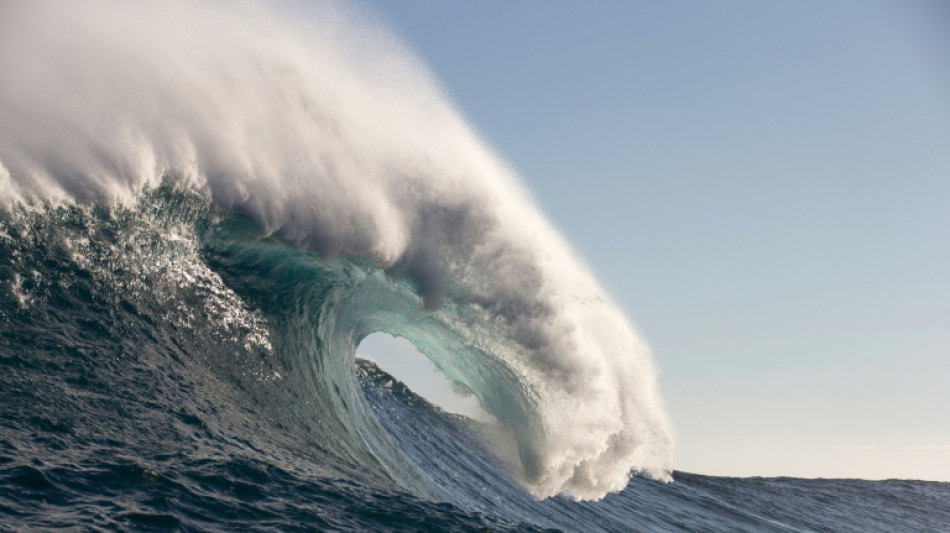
1;1;947;531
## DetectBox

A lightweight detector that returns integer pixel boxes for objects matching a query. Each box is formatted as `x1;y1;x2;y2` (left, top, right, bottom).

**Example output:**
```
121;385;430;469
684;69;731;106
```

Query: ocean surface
1;193;948;532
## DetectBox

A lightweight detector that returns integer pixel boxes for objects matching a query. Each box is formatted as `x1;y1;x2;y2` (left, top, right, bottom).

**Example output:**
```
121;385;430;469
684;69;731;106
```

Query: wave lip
0;0;672;499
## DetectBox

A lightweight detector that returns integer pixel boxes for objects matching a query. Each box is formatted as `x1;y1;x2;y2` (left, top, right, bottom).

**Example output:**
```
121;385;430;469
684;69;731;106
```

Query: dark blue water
2;190;948;532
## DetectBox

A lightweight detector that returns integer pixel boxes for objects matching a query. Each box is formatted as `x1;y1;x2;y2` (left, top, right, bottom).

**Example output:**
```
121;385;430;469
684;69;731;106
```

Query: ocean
1;1;948;531
2;190;947;532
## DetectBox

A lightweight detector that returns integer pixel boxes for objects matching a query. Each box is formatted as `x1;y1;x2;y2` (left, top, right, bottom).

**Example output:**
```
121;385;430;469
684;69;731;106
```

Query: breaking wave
0;0;672;500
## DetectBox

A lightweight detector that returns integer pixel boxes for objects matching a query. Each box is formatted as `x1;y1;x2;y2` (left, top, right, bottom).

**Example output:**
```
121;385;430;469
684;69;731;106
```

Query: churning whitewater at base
1;1;948;532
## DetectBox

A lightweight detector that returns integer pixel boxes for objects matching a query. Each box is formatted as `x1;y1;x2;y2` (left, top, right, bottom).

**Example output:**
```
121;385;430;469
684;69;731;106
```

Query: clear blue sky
355;1;950;481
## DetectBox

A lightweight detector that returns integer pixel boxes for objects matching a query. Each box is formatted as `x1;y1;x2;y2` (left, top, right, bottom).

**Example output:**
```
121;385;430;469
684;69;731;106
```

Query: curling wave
0;0;672;499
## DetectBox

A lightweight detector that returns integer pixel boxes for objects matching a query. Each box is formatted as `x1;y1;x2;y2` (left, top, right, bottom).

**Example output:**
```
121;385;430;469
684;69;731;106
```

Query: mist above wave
0;0;672;499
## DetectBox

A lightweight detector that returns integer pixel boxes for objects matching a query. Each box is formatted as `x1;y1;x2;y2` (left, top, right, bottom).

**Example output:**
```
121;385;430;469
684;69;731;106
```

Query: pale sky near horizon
355;1;950;482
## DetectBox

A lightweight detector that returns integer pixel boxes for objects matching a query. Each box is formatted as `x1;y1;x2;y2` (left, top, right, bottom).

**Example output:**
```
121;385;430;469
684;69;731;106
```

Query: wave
0;0;672;499
0;0;672;498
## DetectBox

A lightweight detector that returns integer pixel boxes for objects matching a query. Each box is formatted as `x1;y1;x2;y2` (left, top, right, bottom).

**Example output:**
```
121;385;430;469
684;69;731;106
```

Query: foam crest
0;0;672;499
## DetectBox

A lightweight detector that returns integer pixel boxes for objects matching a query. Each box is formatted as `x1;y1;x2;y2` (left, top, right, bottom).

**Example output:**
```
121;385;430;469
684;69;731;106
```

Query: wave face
0;0;673;500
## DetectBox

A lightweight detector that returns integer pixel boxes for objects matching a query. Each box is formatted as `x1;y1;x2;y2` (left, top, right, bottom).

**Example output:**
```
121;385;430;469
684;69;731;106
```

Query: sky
354;1;950;481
